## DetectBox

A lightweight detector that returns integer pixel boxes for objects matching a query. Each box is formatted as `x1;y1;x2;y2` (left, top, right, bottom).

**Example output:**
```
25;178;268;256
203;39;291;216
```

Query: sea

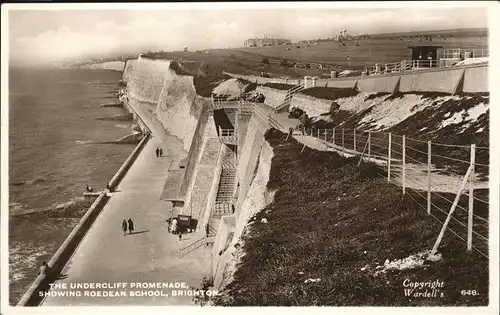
8;67;136;305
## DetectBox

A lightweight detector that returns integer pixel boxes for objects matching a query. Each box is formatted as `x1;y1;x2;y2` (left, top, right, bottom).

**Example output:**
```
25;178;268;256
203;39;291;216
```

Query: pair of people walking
155;147;163;157
121;218;135;236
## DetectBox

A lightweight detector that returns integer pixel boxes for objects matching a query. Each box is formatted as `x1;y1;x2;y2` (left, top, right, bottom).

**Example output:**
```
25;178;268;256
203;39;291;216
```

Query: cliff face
122;59;137;83
127;57;172;104
124;56;209;150
156;71;207;152
79;61;125;72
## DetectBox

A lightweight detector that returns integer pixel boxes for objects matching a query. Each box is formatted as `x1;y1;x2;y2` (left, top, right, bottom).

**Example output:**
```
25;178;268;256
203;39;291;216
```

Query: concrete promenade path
42;100;211;306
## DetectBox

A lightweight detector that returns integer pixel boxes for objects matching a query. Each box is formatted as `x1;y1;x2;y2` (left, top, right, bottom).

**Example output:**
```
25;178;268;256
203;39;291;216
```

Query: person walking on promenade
159;148;163;157
122;219;128;236
178;233;182;241
156;148;159;157
127;218;135;234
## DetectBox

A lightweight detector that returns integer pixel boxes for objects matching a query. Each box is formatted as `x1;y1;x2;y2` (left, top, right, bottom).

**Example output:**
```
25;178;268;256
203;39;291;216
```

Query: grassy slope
213;129;488;306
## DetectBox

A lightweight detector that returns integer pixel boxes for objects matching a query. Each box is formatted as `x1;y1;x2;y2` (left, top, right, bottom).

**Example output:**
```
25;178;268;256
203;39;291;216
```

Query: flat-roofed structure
408;45;443;68
244;37;291;47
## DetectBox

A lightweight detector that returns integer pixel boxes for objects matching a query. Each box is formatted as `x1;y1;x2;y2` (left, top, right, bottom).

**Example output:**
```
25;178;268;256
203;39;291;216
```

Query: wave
114;124;129;129
9;240;52;282
84;80;118;85
10;177;48;186
75;139;93;145
53;196;86;210
10;196;88;217
9;202;26;212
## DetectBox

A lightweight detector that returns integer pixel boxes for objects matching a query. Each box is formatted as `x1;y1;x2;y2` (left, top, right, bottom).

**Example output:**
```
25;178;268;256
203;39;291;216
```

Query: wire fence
209;97;489;259
299;127;489;258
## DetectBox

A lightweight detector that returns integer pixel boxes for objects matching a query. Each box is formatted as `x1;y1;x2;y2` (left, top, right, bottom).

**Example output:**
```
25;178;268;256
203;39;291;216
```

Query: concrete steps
221;146;236;169
214;168;236;216
215;169;236;201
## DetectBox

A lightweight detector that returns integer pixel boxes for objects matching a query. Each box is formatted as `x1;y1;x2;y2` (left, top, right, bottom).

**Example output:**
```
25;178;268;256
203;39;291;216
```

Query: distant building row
244;38;291;47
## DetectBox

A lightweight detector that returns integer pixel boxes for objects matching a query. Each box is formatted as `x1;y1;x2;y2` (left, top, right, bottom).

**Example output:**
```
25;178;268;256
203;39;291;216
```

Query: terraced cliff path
42;99;209;306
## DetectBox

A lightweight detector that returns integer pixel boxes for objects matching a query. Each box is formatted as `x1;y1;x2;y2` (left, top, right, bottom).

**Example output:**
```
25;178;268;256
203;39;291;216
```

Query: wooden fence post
324;129;327;142
387;133;392;182
317;128;320;139
402;135;406;195
431;166;473;257
342;128;345;152
427;141;432;215
467;144;476;251
367;132;371;162
332;128;335;145
354;128;357;152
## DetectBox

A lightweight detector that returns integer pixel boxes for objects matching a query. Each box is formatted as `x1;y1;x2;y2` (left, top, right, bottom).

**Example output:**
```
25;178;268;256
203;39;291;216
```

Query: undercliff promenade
42;100;210;306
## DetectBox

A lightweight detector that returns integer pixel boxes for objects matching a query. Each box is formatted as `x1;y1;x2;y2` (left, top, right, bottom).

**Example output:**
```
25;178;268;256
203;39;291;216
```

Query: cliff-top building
244;37;291;47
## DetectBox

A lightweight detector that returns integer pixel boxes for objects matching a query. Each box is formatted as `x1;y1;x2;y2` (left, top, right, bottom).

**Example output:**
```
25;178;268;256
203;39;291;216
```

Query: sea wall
290;93;334;117
123;101;150;135
107;134;151;191
17;130;152;306
225;64;488;94
255;86;288;109
16;193;109;306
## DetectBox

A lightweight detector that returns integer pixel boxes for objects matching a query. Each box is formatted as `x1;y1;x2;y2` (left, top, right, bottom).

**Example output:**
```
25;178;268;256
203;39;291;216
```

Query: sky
5;3;490;66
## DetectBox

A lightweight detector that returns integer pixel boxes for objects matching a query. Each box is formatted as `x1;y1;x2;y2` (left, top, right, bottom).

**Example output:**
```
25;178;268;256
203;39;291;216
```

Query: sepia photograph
1;2;498;314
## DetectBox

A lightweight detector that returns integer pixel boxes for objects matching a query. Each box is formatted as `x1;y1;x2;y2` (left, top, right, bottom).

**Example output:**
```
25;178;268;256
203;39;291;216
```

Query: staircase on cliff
274;83;305;112
214;148;237;217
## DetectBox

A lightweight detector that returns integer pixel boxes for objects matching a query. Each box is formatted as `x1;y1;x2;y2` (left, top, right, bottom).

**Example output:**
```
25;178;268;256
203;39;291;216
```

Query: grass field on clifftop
145;29;487;80
212;129;488;306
